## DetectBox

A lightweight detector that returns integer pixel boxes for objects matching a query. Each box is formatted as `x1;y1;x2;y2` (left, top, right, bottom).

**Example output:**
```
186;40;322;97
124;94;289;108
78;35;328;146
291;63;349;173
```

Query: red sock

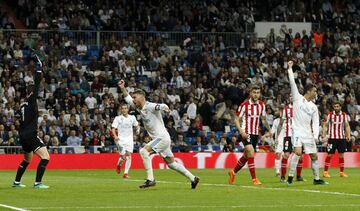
339;157;344;172
296;158;303;177
247;157;256;179
233;156;248;173
281;157;288;178
324;155;331;171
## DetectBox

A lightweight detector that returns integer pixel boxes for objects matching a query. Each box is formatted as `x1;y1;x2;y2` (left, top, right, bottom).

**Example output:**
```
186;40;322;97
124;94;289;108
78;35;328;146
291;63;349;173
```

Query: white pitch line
0;204;29;211
25;204;360;210
126;179;360;197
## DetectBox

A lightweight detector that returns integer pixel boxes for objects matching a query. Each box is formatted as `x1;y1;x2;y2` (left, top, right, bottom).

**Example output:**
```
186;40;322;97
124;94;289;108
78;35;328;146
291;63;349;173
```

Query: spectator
66;130;82;146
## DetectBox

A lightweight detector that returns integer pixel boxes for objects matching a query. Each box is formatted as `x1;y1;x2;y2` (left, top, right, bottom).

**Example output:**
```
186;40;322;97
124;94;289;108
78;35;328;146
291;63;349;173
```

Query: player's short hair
120;103;129;108
132;89;146;97
250;84;261;91
304;84;317;94
332;100;341;106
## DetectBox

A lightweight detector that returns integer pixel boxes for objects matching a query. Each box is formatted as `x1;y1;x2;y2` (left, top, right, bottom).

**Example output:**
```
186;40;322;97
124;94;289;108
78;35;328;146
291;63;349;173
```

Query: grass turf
0;168;359;210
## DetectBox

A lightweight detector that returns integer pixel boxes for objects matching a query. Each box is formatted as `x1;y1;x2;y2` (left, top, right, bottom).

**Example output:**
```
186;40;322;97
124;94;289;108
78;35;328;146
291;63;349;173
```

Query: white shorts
116;141;133;155
147;137;174;158
275;134;284;153
292;136;317;154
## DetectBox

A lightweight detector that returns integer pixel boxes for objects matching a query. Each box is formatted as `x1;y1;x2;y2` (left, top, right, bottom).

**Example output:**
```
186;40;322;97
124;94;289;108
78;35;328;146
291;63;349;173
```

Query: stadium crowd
0;0;359;154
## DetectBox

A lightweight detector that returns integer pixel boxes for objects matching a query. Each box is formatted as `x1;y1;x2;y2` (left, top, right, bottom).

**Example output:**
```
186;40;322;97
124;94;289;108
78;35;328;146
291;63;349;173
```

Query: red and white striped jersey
326;111;349;139
236;99;266;135
281;104;293;137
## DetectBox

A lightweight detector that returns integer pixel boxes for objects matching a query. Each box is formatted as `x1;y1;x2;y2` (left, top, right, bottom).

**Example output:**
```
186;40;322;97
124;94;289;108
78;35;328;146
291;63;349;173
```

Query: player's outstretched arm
118;80;129;97
287;61;301;101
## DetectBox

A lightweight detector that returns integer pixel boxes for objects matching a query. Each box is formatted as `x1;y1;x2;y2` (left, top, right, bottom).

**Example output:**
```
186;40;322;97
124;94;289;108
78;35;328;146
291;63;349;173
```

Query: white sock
311;160;320;180
117;157;124;167
288;154;300;177
168;162;195;181
124;156;131;174
140;148;154;181
275;159;281;174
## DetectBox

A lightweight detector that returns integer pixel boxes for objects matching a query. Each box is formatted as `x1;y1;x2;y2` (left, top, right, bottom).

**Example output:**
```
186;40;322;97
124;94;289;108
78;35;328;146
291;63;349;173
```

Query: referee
13;52;50;189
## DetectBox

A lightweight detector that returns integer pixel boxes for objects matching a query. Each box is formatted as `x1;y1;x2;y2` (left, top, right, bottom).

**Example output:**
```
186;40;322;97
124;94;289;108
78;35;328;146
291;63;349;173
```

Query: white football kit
125;95;174;158
288;68;319;154
112;114;138;154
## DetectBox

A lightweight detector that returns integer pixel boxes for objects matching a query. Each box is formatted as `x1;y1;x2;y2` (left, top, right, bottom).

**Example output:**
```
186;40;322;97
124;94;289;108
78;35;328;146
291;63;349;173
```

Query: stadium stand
0;0;359;154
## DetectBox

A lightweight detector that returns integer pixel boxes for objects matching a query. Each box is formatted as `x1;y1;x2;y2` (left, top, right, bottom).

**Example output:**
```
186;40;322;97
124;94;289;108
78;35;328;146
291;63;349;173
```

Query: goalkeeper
12;51;50;189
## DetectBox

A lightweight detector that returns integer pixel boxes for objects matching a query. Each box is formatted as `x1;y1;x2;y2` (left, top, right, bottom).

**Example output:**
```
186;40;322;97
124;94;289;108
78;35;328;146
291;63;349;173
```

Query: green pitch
0;168;359;210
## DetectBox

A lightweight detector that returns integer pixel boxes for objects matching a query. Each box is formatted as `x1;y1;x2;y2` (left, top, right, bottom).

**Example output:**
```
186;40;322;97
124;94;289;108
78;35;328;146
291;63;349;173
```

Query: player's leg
275;153;282;176
163;155;200;189
338;140;347;177
123;151;132;178
287;136;303;185
33;146;50;188
281;137;291;182
280;152;289;182
306;141;327;185
139;144;156;188
324;139;335;178
116;143;126;174
296;154;305;181
247;137;261;185
13;152;33;187
229;135;250;184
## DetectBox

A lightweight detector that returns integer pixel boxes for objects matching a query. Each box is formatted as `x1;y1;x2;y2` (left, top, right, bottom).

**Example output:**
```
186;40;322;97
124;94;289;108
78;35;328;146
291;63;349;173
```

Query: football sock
117;157;124;167
233;155;247;173
35;159;49;183
275;158;281;174
297;158;303;177
140;148;154;181
339;157;344;172
281;157;288;177
311;160;320;180
247;157;256;179
124;156;131;174
168;162;195;181
288;154;300;177
324;155;331;171
15;160;30;182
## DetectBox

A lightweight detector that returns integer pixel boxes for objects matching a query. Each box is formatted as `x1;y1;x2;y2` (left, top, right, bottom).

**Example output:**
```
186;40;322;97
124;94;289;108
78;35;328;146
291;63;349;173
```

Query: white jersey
288;68;319;139
111;114;138;144
125;95;170;140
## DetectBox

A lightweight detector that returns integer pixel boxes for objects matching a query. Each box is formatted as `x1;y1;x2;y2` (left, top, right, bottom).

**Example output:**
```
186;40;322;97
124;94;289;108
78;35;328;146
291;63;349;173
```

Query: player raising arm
118;80;200;189
13;53;50;189
286;61;327;185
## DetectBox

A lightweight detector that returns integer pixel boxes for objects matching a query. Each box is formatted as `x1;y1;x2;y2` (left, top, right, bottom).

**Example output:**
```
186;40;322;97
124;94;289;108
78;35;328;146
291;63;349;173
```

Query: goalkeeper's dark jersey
19;70;42;138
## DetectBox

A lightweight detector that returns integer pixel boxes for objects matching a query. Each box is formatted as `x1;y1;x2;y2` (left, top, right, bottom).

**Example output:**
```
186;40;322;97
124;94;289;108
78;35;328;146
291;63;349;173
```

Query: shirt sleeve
132;116;139;126
146;102;169;112
312;107;320;139
236;104;245;117
111;117;118;128
287;68;302;102
124;95;136;108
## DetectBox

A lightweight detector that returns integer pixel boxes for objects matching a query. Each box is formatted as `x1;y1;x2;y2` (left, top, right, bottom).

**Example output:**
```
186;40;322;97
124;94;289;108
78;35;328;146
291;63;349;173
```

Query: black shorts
283;137;293;152
20;136;45;153
241;135;259;150
327;139;347;154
